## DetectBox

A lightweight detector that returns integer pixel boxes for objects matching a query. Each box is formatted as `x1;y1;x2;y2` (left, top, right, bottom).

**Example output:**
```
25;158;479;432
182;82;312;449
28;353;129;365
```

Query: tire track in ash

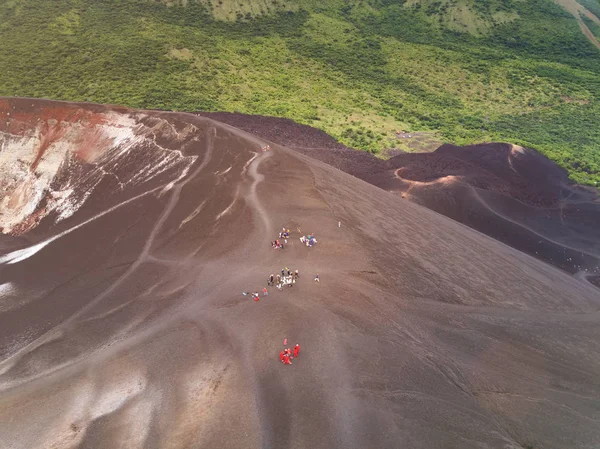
0;128;216;379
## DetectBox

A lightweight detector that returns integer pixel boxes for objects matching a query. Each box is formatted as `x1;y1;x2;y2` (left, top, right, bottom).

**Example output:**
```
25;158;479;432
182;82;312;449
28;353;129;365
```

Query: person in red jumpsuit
293;344;300;358
279;351;285;363
282;353;292;365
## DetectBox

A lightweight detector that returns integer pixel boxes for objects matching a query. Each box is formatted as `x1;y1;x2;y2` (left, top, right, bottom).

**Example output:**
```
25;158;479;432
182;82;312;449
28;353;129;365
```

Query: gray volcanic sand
0;99;600;449
197;112;600;284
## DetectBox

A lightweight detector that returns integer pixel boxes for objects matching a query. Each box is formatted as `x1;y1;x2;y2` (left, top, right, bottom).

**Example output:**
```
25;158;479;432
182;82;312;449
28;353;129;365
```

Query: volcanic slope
379;143;600;278
198;112;600;282
1;99;600;449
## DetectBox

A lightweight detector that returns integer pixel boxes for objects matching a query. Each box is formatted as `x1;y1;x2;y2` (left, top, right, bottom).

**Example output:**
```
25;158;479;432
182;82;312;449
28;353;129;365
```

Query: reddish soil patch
0;98;197;237
1;99;115;170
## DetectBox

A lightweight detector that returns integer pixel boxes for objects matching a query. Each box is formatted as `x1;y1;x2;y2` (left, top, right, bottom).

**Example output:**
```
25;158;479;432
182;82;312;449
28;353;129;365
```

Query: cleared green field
0;0;598;184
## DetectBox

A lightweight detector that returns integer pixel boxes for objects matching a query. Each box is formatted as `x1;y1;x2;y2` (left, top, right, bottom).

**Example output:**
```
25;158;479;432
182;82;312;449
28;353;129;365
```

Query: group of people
267;267;299;289
246;221;322;366
271;228;291;250
300;234;317;247
280;342;300;365
242;291;264;301
271;239;285;249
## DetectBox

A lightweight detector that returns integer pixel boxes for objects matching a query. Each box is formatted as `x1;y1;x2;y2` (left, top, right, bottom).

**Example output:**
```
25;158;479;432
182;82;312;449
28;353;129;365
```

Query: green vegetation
0;0;599;185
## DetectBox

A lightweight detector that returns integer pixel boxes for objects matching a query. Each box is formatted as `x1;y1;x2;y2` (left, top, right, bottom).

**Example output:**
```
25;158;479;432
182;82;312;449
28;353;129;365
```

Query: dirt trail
554;0;600;49
246;150;273;240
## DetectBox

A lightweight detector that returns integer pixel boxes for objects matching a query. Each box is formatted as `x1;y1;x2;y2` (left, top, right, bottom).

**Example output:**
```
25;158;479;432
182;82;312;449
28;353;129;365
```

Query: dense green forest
0;0;599;185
